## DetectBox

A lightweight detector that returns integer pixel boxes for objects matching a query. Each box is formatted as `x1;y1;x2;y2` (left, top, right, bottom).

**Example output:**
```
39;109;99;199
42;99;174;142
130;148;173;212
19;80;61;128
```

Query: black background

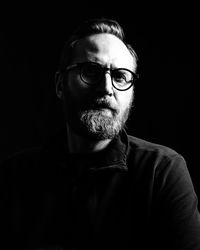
1;2;199;198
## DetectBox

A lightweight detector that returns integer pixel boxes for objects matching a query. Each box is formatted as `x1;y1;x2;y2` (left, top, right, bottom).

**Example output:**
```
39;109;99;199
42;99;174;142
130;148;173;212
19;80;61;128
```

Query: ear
55;71;64;99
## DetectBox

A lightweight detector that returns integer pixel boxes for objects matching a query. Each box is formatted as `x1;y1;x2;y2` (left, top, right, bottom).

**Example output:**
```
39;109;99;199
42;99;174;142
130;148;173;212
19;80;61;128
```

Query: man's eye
83;65;100;77
113;71;126;82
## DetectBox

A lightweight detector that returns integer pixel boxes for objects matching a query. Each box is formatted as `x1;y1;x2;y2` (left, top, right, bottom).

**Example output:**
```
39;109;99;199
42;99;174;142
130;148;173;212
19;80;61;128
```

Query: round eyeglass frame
64;62;139;91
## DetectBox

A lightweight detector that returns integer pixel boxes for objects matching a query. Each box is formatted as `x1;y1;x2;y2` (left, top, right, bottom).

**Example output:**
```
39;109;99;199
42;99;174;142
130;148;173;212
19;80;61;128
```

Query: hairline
71;33;137;69
58;18;139;73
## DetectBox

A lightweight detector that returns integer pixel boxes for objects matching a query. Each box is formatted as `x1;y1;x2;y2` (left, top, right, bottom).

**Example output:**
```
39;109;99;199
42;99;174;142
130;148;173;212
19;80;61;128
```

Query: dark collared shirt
1;129;200;249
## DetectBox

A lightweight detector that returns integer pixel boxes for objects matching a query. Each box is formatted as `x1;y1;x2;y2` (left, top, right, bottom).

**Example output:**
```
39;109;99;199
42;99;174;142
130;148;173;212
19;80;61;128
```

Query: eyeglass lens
80;63;134;90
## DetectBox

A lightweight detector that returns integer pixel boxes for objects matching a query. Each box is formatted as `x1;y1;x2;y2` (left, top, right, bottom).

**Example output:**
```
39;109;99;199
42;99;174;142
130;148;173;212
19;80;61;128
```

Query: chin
78;110;123;140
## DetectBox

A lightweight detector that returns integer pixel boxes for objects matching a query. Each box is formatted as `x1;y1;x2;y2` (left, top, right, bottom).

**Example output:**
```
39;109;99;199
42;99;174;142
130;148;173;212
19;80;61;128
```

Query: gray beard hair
78;107;131;140
64;85;134;140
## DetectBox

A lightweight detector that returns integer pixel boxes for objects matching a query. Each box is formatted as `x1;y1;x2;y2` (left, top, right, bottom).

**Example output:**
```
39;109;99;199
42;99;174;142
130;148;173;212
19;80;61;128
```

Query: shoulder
0;129;68;180
128;134;181;157
0;129;67;170
126;134;197;204
126;134;187;173
0;146;44;176
1;146;43;164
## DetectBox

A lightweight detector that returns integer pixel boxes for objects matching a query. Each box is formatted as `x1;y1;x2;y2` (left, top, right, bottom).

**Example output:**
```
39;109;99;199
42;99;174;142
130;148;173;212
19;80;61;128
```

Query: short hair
58;17;139;73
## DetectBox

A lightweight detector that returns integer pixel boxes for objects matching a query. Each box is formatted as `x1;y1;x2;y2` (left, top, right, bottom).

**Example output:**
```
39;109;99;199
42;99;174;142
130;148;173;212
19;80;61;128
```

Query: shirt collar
44;128;129;172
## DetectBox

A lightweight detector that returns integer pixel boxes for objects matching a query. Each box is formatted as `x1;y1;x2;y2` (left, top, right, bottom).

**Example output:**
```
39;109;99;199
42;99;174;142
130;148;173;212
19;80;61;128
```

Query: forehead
72;33;136;70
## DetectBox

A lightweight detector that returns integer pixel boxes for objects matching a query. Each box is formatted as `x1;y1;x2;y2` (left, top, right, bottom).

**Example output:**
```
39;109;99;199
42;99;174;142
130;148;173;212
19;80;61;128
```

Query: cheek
116;90;134;112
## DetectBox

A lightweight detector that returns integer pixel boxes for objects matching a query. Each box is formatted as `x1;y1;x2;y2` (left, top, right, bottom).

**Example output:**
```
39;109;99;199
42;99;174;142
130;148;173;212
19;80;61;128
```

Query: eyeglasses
64;62;139;91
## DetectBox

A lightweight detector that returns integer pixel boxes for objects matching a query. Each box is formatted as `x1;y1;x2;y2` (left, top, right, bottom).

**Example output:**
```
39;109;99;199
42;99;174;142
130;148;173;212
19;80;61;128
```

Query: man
1;18;200;250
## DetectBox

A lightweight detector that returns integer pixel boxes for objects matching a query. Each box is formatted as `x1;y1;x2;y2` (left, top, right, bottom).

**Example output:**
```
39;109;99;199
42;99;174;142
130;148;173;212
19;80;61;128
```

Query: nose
95;71;114;96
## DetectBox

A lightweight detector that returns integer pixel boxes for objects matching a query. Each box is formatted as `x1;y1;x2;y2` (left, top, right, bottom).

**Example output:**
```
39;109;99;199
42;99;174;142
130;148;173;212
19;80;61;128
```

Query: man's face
59;33;137;140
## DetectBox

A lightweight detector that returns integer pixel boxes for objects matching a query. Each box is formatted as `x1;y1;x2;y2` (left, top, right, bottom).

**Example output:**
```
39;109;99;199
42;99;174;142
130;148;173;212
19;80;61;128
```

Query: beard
63;87;134;140
78;108;129;140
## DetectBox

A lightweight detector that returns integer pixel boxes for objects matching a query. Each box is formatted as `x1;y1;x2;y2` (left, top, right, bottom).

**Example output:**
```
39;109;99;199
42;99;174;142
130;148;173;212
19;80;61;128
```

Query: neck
66;125;112;154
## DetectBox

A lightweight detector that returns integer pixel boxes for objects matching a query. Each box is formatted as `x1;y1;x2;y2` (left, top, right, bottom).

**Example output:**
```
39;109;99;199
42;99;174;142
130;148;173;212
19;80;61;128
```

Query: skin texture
56;33;137;153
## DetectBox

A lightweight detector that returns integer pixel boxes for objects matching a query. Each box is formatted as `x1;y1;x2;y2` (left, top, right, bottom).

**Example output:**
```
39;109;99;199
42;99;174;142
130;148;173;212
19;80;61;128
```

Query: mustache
86;98;119;114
